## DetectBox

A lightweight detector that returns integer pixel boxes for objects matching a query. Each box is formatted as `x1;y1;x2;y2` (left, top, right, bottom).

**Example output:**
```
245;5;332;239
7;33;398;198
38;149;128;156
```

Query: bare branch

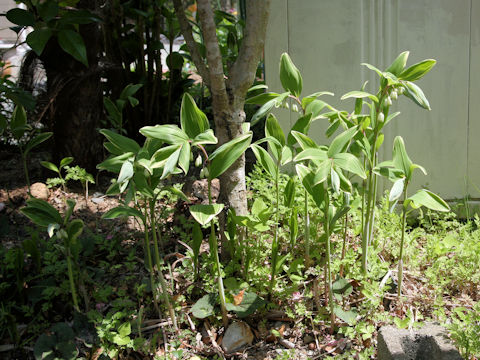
228;0;272;103
172;0;210;87
196;0;228;105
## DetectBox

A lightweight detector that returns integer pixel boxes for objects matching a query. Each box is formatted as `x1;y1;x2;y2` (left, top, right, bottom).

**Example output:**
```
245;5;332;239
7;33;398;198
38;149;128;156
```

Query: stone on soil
30;182;49;200
222;321;254;353
377;323;463;360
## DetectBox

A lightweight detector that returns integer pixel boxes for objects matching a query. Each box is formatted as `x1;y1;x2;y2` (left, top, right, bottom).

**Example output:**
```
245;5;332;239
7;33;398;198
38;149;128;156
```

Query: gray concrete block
377;323;463;360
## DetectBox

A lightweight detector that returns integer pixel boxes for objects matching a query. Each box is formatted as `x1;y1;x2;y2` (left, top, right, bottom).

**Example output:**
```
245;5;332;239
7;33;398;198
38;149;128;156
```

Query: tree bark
173;0;271;257
40;0;103;173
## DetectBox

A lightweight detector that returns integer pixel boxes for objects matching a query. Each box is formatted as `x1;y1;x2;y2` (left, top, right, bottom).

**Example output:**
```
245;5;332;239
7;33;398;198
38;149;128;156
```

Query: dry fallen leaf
233;289;245;306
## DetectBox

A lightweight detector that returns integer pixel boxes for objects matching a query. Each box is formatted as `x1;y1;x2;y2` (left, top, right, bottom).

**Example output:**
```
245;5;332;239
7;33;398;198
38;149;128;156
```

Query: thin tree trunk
173;0;271;258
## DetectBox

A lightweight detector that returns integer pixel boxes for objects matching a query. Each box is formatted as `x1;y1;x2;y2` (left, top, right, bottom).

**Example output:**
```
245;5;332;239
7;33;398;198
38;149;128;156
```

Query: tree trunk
40;0;103;173
174;0;271;257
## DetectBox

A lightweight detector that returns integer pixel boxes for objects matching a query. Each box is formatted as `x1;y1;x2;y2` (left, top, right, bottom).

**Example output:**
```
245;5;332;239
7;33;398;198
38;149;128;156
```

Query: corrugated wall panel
265;0;475;200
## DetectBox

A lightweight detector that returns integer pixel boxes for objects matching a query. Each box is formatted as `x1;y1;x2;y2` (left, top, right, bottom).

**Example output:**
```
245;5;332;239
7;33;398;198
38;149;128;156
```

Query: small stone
303;334;315;344
30;182;49;200
91;197;104;204
222;321;254;353
191;179;220;202
0;202;5;212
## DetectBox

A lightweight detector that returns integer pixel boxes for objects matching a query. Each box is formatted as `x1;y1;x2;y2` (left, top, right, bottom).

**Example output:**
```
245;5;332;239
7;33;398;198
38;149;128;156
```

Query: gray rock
91;197;104;204
222;321;254;353
303;334;315;344
377;323;463;360
185;178;220;203
30;182;49;200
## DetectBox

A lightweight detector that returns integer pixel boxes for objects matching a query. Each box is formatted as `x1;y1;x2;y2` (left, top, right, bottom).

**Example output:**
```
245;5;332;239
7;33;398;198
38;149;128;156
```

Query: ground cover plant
0;51;479;360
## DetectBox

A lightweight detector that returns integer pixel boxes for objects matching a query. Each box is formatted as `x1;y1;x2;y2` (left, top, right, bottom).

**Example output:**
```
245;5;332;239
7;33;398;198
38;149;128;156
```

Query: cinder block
377;323;463;360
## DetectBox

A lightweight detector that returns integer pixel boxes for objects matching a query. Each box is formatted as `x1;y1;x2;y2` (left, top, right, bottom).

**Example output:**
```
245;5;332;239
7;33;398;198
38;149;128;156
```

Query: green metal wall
265;0;480;201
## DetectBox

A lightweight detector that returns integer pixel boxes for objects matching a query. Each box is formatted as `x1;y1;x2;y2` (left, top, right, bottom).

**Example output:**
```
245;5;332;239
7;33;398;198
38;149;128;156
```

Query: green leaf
60;157;74;168
250;144;277;179
118;322;131;337
402;81;431;110
302;91;334;109
180;93;209;138
373;161;404;181
337;168;353;193
250;92;289;126
334;306;357;325
161;145;181;179
386;51;409;76
245;92;280;105
21;199;62;227
327;126;357;157
281;146;293;166
341;91;378;103
178;141;190;175
5;88;36;110
251;198;269;218
407;189;450;212
400;59;436;81
100;129;140;154
97;152;134;173
209;133;252;179
140;124;189;144
59;9;101;25
287;114;313;145
392;136;413;180
11;105;28;140
120;83;143;99
279;52;303;96
265;113;285;147
112;334;130;346
66;219;83;242
289;130;317;149
410;163;427;176
375;133;384;151
325;119;341;138
118;159;134;184
38;1;58;21
247;84;268;93
57;29;88;67
25;132;52;155
190;204;224;226
192;129;218;146
166;51;184;70
332;277;353;300
295;148;327;163
191;294;217;319
104;97;122;125
305;99;327;119
332;153;366;179
330;168;340;193
284;177;296;208
389;178;405;202
26;28;52;56
362;62;384;77
64;200;76;224
295;164;325;208
225;292;266;318
313;159;332;186
102;206;145;223
192;222;203;258
41;161;59;173
6;8;35;26
164;186;189;202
